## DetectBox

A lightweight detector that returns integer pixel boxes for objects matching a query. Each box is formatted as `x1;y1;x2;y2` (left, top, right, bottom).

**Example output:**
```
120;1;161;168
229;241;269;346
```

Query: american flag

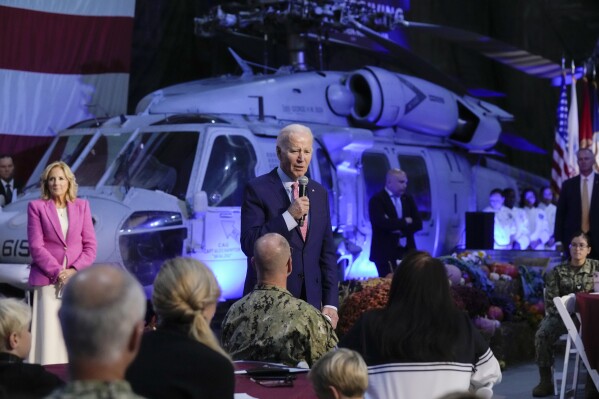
551;73;570;194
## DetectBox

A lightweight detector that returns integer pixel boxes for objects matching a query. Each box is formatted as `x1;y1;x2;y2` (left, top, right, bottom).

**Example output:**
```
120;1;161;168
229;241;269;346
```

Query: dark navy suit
555;174;599;259
0;179;22;206
369;190;422;276
241;168;338;308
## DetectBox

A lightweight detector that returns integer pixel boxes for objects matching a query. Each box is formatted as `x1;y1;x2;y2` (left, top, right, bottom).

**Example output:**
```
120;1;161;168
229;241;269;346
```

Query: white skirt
28;285;68;365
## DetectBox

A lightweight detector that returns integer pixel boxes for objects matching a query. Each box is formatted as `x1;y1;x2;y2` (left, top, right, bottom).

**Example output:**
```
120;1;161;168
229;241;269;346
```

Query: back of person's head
389;251;452;311
152;257;230;360
59;264;146;363
253;233;291;279
379;251;459;361
0;298;30;356
309;349;368;399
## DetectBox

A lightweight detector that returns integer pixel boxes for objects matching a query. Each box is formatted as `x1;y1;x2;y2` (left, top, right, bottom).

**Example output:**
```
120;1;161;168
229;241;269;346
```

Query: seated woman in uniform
532;231;599;397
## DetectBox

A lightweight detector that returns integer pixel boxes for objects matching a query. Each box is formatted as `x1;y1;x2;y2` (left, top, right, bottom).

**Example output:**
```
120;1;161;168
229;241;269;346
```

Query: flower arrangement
337;278;391;336
337;252;546;341
439;252;495;294
515;265;545;327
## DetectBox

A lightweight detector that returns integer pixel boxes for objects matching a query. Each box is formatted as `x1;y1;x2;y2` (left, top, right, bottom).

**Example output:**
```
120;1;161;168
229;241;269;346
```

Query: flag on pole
580;77;593;149
551;73;570;194
567;73;579;176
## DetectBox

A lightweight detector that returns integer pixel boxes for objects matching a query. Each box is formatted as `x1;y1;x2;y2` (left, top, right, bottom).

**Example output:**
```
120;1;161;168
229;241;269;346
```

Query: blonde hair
309;349;368;399
0;298;31;352
152;257;230;360
40;161;78;201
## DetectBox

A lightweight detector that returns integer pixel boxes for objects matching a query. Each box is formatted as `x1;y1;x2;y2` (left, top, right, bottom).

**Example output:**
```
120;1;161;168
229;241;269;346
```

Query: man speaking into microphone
241;123;339;327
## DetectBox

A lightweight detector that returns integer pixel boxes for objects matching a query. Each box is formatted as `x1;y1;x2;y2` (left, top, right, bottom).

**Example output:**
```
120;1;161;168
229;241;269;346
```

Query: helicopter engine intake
345;66;458;137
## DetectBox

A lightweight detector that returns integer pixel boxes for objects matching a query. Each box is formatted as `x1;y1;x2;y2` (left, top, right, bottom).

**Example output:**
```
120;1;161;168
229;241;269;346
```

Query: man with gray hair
241;123;339;327
46;264;146;399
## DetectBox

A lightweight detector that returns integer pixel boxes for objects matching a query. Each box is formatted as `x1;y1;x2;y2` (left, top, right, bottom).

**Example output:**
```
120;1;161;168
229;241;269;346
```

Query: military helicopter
0;0;549;299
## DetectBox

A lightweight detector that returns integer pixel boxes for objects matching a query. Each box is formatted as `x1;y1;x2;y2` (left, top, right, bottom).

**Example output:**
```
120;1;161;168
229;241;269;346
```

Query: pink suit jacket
27;198;97;286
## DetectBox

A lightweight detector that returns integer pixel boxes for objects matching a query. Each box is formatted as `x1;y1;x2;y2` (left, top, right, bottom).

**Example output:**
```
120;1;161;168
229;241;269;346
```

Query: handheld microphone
298;176;309;226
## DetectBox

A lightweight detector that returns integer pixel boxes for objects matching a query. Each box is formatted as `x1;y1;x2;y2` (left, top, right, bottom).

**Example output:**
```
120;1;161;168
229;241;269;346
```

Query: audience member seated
538;186;556;249
46;264;146;399
309;348;368;399
503;187;530;249
222;233;338;367
520;188;551;250
0;298;64;398
126;257;234;399
532;231;599;397
482;188;517;249
339;251;502;399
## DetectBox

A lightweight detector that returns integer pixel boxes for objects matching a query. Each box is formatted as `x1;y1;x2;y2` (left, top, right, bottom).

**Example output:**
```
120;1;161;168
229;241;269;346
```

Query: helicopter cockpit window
201;135;257;207
397;155;431;221
107;131;199;200
46;135;93;170
22;134;94;193
361;152;390;199
76;134;131;186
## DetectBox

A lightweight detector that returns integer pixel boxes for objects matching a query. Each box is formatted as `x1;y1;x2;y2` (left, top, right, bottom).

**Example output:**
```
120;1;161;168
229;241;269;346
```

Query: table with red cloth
576;293;599;371
45;361;318;399
234;361;317;399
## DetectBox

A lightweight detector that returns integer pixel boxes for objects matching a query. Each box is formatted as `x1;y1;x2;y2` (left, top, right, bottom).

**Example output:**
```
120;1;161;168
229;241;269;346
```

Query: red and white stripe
551;73;570;194
0;0;135;141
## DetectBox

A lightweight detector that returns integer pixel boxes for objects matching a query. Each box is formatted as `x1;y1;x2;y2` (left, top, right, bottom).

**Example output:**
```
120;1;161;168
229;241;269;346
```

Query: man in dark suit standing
240;124;339;328
369;168;423;277
0;155;20;207
555;148;599;259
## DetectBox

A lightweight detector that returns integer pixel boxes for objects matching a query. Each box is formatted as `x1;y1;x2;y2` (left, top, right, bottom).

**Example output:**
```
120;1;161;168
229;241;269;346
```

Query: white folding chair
554;295;599;398
543;288;579;396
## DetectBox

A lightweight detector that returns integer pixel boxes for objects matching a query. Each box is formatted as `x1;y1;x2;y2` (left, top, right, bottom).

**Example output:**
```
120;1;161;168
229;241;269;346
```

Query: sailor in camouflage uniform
532;231;599;397
222;233;338;367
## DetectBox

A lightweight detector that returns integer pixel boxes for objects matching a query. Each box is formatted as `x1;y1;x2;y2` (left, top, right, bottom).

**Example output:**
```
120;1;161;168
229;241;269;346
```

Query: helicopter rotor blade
402;21;564;80
347;18;467;95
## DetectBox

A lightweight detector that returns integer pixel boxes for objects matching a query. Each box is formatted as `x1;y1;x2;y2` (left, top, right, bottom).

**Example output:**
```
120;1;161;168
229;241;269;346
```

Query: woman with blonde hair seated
0;298;64;397
309;348;368;399
126;257;234;398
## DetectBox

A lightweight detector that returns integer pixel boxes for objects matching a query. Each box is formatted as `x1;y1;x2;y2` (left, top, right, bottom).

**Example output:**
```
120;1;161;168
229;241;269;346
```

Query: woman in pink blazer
27;161;97;365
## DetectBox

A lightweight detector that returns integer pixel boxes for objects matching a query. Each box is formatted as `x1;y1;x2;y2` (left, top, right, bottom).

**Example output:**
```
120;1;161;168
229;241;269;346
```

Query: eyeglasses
570;243;589;249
